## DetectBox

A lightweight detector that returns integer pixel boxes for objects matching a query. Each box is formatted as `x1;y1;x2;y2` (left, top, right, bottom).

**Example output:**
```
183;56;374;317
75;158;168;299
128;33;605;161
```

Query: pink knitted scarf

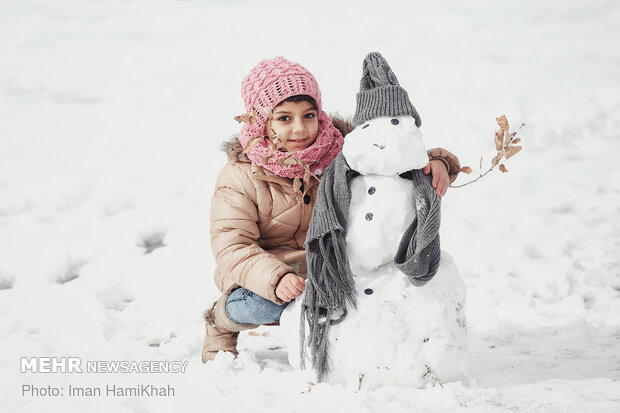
238;111;344;179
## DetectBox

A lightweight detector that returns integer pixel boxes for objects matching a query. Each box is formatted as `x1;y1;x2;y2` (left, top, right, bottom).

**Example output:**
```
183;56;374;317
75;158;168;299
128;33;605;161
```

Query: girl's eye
305;113;316;119
277;116;290;121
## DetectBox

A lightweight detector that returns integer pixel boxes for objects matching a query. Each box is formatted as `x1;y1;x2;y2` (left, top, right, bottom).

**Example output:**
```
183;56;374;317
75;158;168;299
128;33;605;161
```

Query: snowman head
344;52;428;175
342;115;428;175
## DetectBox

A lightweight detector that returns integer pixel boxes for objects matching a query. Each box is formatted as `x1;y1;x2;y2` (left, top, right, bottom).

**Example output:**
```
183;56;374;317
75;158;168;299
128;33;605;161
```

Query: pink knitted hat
241;56;322;122
237;57;344;179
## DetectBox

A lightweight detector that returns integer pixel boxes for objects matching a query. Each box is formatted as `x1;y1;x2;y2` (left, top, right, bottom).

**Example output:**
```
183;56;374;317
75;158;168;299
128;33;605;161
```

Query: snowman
280;52;467;390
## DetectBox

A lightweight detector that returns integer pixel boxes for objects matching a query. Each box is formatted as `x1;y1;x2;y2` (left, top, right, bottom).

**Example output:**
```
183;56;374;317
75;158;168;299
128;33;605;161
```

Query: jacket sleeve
210;163;293;304
427;147;461;184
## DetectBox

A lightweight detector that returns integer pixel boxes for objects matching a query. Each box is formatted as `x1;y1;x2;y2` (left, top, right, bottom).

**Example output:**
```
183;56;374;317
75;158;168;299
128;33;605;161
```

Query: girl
202;56;461;362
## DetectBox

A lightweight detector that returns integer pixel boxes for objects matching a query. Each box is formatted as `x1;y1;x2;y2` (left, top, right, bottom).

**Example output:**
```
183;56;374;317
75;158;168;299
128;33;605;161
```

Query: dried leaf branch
450;115;525;188
233;108;258;125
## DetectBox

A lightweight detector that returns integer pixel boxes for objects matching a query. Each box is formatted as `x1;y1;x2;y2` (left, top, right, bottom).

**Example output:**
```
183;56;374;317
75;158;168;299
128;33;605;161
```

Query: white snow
345;174;416;270
1;0;620;412
306;254;468;390
341;116;428;175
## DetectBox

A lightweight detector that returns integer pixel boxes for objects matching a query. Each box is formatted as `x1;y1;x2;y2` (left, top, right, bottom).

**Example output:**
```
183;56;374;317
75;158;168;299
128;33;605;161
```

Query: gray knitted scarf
300;152;442;382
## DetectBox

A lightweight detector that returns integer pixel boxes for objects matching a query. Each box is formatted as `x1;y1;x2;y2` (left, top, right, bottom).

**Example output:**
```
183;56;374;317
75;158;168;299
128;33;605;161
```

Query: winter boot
201;291;259;363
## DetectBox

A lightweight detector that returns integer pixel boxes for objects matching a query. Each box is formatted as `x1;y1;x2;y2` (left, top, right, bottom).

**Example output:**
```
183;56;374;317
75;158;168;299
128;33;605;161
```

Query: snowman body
281;116;468;389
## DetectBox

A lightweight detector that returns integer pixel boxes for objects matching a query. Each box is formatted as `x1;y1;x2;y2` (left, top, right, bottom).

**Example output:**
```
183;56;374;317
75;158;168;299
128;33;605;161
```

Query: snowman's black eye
391;118;399;125
362;124;370;129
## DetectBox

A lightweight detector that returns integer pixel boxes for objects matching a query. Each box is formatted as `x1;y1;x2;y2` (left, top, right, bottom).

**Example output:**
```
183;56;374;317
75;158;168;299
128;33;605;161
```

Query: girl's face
266;100;319;152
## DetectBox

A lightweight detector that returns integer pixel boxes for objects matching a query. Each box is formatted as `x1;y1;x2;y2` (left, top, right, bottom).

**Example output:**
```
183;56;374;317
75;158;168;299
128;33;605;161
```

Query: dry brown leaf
244;135;265;152
261;332;269;337
262;154;274;163
234;108;257;125
505;145;523;159
491;153;502;166
494;129;504;151
512;138;521;145
277;157;298;166
293;177;303;194
247;331;259;336
234;113;250;124
496;115;509;133
304;169;312;184
460;166;473;174
499;164;508;173
262;107;273;119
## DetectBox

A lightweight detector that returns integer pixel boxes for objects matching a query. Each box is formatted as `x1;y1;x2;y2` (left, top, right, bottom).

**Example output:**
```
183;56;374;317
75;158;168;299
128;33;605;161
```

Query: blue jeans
225;288;288;325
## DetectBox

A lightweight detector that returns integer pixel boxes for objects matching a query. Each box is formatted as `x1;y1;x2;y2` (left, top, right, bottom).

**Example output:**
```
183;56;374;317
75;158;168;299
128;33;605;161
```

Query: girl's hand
276;273;306;302
423;159;450;198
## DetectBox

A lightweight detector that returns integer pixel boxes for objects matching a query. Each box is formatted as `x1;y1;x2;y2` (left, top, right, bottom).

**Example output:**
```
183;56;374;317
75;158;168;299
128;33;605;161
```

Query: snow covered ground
1;0;619;411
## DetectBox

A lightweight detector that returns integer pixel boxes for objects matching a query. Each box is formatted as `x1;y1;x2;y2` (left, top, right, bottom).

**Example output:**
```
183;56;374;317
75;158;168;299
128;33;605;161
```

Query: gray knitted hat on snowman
352;52;421;127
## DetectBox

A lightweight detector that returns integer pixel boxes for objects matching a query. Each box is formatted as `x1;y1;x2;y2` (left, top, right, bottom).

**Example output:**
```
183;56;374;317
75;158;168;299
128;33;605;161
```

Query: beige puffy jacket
210;118;460;305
